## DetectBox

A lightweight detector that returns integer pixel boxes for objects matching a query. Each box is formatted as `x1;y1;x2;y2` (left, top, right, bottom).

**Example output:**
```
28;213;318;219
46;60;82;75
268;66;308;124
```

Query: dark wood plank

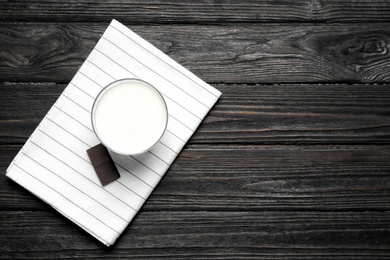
1;0;390;23
1;23;390;83
152;145;390;211
196;84;390;144
1;210;389;259
2;82;389;145
0;23;102;82
2;144;390;211
0;82;64;143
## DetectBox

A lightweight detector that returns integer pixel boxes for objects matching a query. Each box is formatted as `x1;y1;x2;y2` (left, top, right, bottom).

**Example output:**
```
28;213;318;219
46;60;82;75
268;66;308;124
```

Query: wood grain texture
2;82;389;145
1;210;389;259
1;1;390;257
1;0;390;23
2;144;390;211
1;23;390;83
0;82;65;143
198;84;390;144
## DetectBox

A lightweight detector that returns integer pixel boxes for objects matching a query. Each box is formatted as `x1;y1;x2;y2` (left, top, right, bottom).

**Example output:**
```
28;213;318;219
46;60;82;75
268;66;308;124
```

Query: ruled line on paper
28;135;148;211
6;19;221;246
38;121;157;198
70;78;199;139
53;106;93;132
166;129;186;143
52;105;174;168
13;164;122;237
109;23;220;98
115;180;147;201
114;160;154;190
46;117;91;147
55;89;184;160
21;151;133;223
88;49;134;80
84;59;117;81
169;114;196;131
65;85;95;111
100;36;212;110
129;156;163;177
148;151;170;166
30;180;113;244
91;47;205;121
18;150;127;232
70;82;96;99
81;53;203;132
37;128;91;164
62;94;91;114
52;102;176;186
72;78;102;101
52;98;173;168
46;107;172;177
79;67;114;87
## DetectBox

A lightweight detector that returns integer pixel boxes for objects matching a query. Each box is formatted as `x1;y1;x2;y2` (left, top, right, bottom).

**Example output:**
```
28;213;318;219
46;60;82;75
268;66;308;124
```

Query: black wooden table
1;1;390;259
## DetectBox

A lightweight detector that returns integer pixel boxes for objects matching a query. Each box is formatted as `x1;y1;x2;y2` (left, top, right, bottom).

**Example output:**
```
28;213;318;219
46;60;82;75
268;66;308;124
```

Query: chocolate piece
87;143;120;186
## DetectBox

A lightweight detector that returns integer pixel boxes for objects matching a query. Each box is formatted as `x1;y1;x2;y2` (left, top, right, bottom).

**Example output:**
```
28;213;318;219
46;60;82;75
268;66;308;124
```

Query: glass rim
91;78;168;155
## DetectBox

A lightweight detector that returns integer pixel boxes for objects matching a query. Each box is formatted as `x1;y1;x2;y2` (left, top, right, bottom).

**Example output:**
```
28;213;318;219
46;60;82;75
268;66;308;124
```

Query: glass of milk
91;78;168;155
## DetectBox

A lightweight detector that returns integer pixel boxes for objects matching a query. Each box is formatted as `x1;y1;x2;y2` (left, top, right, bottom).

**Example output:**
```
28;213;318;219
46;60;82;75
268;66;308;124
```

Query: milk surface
92;79;168;155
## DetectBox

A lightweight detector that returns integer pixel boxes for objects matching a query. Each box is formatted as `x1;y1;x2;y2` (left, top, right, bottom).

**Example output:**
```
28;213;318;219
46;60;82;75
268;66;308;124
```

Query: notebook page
6;19;221;246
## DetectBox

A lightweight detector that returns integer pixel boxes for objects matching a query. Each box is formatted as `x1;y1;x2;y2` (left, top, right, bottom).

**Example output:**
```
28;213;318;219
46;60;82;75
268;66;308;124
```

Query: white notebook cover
6;19;221;246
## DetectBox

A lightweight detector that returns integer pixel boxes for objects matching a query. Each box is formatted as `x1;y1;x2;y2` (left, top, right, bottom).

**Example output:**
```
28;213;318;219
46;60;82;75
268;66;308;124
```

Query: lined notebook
6;19;221;246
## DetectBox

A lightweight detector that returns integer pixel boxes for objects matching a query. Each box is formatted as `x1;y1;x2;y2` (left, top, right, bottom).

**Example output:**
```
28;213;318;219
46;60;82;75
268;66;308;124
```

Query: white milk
92;79;168;155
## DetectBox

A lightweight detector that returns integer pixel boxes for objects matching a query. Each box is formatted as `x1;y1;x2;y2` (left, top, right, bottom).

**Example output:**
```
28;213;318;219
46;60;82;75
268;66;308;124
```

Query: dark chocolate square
87;143;120;186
